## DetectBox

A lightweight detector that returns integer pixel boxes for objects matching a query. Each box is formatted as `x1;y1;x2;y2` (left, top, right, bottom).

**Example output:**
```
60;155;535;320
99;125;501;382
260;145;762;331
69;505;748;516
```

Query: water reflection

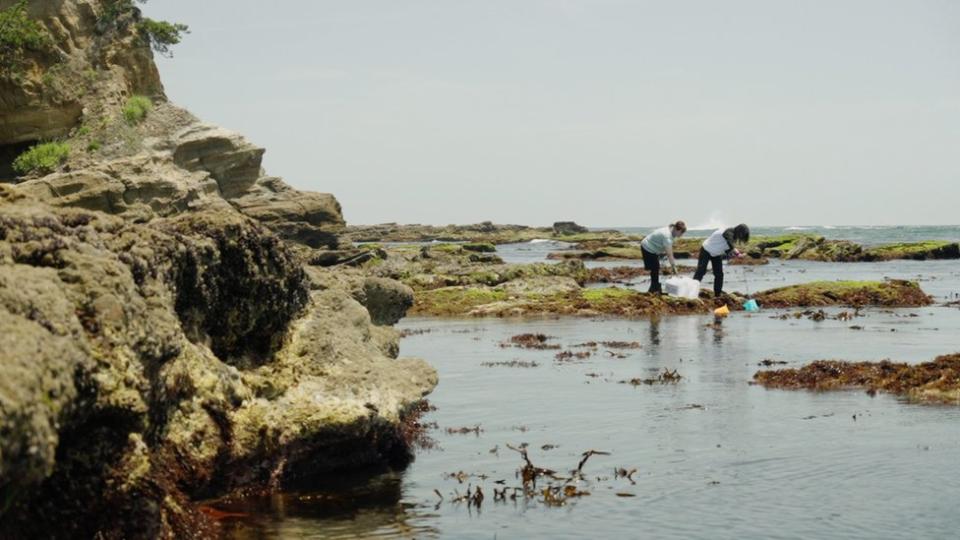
648;316;661;347
711;316;724;344
214;471;437;539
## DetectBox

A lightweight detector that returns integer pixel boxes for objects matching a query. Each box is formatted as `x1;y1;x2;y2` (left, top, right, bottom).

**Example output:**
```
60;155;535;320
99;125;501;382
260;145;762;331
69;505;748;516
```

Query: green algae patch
463;242;496;253
863;241;960;261
411;285;709;317
753;353;960;404
582;287;635;301
400;260;589;291
413;279;933;317
412;287;509;316
753;280;931;308
429;243;467;254
787;239;863;262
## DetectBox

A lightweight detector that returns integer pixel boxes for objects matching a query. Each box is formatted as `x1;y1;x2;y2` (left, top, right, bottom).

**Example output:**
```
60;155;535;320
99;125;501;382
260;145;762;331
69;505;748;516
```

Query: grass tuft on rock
12;142;70;176
122;95;153;125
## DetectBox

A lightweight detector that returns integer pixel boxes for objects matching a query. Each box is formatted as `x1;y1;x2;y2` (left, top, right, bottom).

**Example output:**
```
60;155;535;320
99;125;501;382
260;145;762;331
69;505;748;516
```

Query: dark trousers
693;247;724;295
641;247;662;293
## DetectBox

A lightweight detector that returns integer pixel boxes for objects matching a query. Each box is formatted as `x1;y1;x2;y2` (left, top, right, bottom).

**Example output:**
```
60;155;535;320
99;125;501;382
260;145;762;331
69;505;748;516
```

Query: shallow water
223;309;960;539
220;249;960;539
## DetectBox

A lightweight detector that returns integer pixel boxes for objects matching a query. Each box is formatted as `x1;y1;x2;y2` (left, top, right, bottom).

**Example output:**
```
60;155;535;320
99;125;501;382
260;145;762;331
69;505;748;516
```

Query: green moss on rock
864;241;960;261
412;278;933;317
754;280;931;308
463;242;496;253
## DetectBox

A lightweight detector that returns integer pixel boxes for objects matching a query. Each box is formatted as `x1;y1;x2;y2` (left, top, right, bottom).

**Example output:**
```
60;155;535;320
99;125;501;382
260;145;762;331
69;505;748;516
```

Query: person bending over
693;223;750;296
640;221;687;294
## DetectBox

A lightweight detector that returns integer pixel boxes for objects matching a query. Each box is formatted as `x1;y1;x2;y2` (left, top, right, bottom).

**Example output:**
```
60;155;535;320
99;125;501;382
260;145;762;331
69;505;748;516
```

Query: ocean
609;225;960;247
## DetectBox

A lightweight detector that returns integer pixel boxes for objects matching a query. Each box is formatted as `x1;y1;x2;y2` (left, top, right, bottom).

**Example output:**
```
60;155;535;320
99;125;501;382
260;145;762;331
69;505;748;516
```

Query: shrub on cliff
123;95;153;124
0;0;53;79
12;142;70;176
138;17;189;57
100;1;189;57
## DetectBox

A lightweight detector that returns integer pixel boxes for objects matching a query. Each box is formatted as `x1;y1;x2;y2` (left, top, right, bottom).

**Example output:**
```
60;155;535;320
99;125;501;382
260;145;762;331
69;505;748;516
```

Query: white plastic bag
663;276;701;299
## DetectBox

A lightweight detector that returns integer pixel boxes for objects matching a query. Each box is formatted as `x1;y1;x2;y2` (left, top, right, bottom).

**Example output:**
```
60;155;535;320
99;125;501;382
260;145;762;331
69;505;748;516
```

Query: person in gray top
693;223;750;296
640;221;687;294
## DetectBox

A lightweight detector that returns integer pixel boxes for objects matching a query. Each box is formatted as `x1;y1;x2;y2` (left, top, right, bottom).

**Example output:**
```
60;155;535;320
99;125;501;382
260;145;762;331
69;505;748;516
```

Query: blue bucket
743;299;760;312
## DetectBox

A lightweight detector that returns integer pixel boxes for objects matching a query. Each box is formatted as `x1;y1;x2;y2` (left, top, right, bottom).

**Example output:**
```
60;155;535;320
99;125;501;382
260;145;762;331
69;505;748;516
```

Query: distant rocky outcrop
342;222;629;244
0;1;433;537
552;221;589;235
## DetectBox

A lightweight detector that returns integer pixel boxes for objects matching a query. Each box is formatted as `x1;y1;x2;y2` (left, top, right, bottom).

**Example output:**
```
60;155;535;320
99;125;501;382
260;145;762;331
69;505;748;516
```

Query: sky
144;0;959;227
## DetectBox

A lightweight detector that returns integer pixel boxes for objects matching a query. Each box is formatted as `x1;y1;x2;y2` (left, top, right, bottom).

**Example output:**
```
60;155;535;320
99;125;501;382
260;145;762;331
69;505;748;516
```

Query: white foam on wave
785;226;812;231
687;211;727;231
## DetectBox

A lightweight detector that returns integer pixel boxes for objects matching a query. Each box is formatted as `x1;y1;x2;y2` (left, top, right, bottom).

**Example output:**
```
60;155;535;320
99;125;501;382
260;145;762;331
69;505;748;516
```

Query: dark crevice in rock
168;218;309;367
0;141;37;183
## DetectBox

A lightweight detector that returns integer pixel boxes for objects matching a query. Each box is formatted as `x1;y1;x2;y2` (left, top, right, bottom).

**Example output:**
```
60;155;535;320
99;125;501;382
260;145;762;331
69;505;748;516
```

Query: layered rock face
0;0;163;145
1;0;344;248
0;1;435;537
13;120;346;247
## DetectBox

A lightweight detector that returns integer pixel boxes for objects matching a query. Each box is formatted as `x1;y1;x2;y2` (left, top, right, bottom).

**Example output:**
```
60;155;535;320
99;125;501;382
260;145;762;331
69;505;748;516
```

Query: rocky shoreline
0;1;955;537
1;2;433;537
343;224;959;263
330;241;935;318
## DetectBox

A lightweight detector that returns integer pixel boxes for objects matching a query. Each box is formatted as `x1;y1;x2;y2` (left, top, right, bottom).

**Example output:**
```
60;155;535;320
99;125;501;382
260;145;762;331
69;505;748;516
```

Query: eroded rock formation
0;1;434;537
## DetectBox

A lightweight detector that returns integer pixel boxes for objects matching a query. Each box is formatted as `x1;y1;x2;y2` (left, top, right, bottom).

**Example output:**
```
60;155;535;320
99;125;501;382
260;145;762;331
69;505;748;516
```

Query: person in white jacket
693;224;750;296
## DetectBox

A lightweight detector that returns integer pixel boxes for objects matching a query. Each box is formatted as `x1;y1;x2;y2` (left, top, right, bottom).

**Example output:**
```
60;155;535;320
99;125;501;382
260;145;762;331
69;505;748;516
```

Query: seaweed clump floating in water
620;368;683;386
753;353;960;404
502;333;561;350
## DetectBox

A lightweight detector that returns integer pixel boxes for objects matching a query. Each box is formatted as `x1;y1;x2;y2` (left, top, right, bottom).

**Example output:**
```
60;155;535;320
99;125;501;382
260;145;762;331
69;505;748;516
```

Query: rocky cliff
0;1;435;538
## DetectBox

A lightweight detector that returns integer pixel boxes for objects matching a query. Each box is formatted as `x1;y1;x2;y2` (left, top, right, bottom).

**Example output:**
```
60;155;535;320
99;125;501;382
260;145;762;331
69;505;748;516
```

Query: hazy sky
145;1;959;227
